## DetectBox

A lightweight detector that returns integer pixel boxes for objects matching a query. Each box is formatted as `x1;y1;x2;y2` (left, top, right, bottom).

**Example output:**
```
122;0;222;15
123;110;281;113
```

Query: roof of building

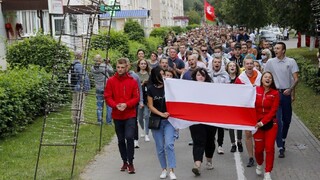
100;10;149;19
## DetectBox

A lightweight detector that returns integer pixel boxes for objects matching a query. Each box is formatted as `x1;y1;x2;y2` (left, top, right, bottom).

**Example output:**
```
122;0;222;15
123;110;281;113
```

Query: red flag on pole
204;0;215;22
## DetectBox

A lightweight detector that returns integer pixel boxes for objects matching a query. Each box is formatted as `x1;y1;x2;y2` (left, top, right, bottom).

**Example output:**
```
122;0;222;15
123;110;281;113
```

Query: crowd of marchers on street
71;25;300;180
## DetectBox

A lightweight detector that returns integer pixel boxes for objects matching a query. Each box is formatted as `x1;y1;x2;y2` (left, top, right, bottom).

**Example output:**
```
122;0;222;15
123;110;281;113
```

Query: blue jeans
152;120;176;169
96;89;112;124
276;92;292;148
114;118;136;164
138;105;150;135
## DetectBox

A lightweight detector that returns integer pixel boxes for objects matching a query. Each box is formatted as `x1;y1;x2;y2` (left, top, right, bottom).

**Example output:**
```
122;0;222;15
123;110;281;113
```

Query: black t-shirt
147;85;167;118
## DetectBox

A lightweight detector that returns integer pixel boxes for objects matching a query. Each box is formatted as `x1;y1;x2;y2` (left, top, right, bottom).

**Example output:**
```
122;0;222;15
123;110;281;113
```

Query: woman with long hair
136;59;151;142
147;67;177;180
226;61;243;153
189;68;217;176
254;71;280;180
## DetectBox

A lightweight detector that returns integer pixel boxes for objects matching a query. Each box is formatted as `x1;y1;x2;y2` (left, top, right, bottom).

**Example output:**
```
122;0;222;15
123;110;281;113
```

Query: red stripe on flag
166;102;256;126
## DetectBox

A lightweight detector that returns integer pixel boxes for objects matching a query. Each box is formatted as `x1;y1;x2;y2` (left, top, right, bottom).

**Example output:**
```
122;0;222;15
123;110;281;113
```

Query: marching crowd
73;25;300;180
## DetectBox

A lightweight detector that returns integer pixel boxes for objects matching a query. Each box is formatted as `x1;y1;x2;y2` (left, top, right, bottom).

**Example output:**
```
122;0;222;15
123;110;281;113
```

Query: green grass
286;47;320;140
286;47;318;64
0;91;115;179
293;82;320;140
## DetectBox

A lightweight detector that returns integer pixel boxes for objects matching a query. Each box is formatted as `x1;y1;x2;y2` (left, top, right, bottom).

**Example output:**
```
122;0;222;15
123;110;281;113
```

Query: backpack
68;62;80;87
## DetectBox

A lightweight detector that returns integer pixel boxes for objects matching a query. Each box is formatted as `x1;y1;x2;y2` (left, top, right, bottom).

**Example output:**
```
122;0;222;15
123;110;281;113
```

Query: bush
6;34;71;71
88;49;121;68
124;19;145;42
171;26;187;35
0;66;53;137
91;29;129;57
143;36;163;56
293;55;320;93
128;40;147;62
150;27;170;40
186;24;200;31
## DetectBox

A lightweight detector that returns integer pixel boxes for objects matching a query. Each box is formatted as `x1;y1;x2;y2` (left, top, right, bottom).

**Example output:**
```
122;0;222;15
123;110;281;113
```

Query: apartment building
101;0;186;35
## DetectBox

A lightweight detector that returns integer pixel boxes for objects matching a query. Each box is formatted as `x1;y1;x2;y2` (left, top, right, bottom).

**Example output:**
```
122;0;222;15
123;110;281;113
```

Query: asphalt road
80;113;320;180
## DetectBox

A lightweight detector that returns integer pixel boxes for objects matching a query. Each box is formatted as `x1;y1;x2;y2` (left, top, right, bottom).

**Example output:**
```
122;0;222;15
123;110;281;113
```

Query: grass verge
286;47;320;140
293;82;320;140
0;91;115;179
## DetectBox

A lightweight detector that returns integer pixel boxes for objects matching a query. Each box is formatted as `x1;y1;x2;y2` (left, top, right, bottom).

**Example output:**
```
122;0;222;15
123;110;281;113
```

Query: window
52;15;66;36
17;10;50;36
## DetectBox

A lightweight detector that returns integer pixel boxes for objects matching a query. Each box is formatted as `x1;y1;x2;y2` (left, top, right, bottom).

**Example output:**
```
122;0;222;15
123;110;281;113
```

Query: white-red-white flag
164;79;257;131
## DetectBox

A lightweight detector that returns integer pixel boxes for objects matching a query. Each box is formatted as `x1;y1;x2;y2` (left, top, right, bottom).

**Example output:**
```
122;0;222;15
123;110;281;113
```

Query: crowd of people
73;25;300;180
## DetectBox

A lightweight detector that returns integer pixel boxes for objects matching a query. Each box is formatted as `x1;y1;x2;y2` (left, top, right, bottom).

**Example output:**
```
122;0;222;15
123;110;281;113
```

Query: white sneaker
263;172;272;180
140;133;145;137
169;171;177;180
134;140;140;148
206;162;214;170
217;146;224;154
256;165;263;175
145;135;150;142
160;169;167;179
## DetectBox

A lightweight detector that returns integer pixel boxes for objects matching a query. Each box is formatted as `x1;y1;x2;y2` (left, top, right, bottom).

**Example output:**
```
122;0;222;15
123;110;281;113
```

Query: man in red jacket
104;58;140;174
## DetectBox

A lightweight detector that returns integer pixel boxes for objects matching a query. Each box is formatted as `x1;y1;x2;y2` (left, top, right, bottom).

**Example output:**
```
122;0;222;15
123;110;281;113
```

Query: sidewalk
80;113;320;180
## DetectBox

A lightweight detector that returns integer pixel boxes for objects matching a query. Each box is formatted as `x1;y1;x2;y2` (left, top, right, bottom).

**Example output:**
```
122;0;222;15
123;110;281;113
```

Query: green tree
269;0;315;34
124;19;145;42
219;0;270;29
186;10;202;25
91;29;129;57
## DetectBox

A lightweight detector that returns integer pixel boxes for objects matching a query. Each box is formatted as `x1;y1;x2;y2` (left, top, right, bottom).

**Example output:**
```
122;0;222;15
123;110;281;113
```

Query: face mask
214;53;221;58
261;55;267;59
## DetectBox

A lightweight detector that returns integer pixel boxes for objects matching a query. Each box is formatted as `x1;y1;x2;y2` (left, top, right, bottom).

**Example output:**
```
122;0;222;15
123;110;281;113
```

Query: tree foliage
91;29;129;57
186;10;202;25
124;19;145;42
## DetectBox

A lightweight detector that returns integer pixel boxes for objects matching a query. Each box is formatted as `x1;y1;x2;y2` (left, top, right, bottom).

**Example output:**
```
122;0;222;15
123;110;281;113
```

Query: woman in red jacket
254;71;280;180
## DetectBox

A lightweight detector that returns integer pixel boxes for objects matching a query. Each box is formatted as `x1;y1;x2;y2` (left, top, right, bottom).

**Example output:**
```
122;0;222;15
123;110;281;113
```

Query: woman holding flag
189;68;217;176
147;67;177;180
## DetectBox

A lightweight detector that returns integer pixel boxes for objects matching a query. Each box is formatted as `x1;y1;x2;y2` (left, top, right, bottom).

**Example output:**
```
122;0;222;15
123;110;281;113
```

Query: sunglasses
201;50;207;52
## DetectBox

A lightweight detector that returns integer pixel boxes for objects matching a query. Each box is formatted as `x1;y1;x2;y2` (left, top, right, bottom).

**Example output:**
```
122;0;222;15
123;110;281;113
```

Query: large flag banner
205;0;216;22
164;79;257;131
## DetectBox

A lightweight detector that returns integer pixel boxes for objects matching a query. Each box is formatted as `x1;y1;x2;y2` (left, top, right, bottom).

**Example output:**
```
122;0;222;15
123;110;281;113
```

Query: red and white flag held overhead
164;79;257;131
205;0;216;22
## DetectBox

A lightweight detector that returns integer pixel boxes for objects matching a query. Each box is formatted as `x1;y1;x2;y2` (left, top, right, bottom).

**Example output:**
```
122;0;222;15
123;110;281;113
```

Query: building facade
102;0;185;35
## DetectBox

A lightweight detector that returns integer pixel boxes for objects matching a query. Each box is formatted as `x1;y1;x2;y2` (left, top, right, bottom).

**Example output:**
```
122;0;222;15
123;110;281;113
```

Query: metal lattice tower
34;0;118;179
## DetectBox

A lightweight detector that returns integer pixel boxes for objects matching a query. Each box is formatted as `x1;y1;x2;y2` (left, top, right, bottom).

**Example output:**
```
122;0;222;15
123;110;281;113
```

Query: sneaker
263;172;272;180
134;140;140;148
237;142;243;152
120;162;128;171
169;171;177;180
217;146;224;154
160;169;167;179
127;164;135;174
247;157;255;167
140;133;145;138
145;135;150;142
256;165;263;175
188;140;193;146
230;145;237;153
192;167;201;176
278;149;285;158
206;162;214;170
